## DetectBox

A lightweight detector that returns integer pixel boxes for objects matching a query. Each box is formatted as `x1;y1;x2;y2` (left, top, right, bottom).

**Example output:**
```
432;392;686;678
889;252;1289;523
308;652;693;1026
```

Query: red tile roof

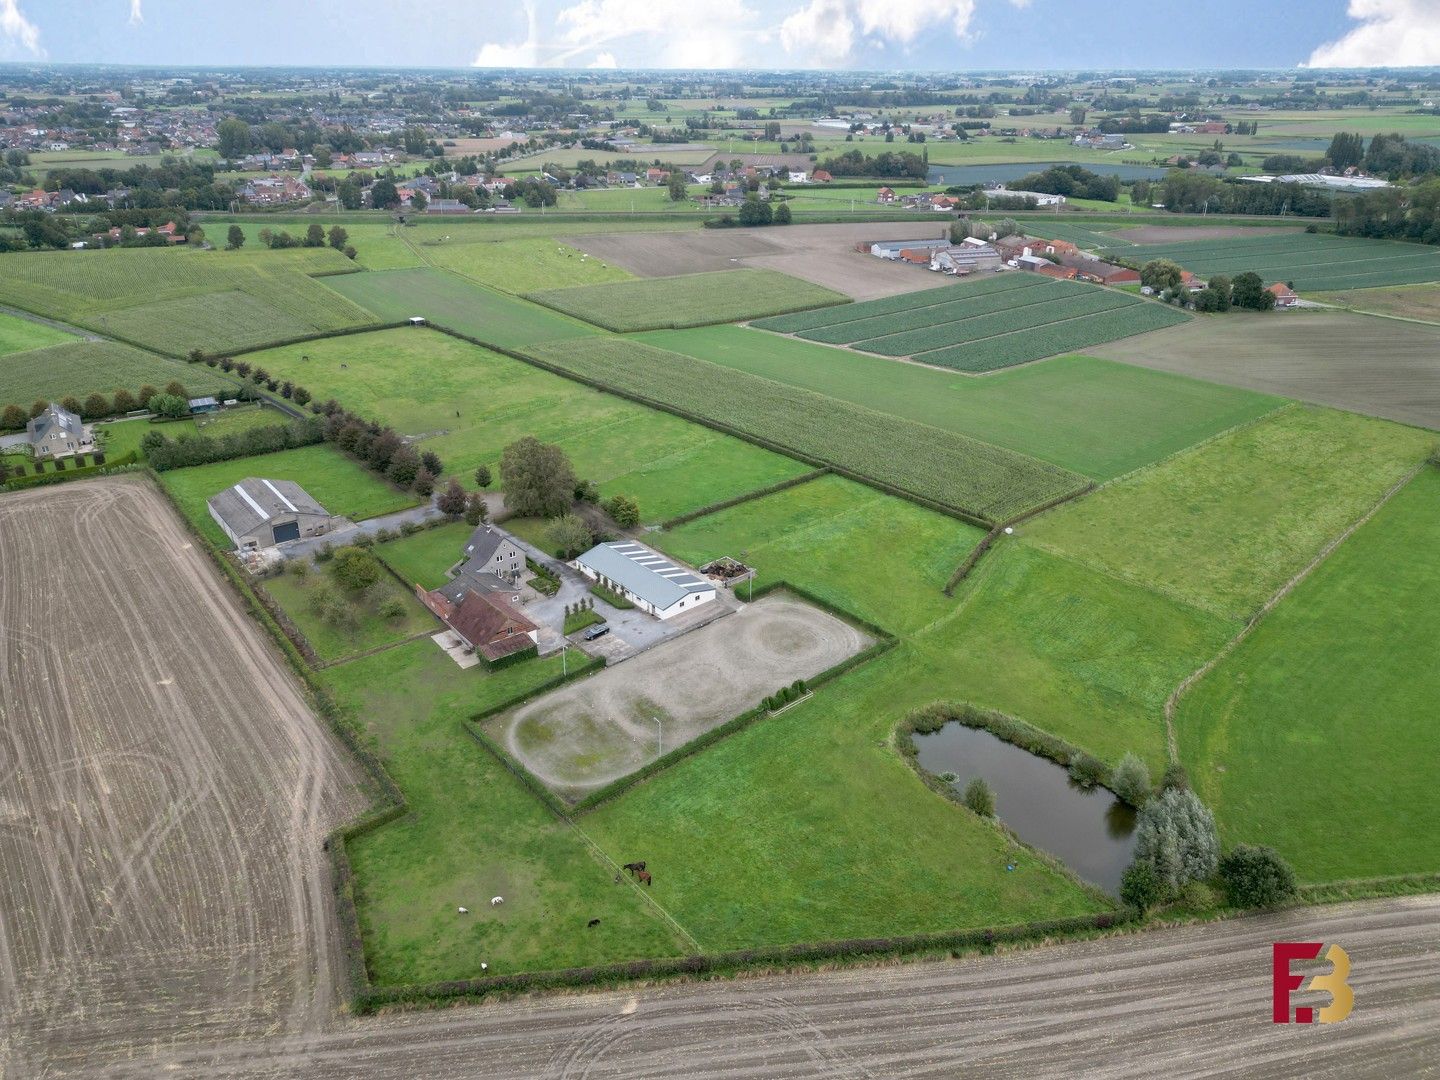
417;586;538;661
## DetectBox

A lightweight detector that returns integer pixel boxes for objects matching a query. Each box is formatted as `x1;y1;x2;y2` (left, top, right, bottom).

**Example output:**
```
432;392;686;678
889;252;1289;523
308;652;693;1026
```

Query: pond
911;722;1137;893
926;161;1170;187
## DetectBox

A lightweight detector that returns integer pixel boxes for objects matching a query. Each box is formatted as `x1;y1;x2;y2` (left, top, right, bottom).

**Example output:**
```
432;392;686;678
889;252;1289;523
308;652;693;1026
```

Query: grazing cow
490;896;504;907
457;906;469;914
622;861;646;875
636;870;652;887
587;918;601;928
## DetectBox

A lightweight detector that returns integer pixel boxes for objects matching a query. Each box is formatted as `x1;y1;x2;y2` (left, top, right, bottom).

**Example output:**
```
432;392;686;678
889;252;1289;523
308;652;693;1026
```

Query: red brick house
1267;282;1299;308
416;586;540;663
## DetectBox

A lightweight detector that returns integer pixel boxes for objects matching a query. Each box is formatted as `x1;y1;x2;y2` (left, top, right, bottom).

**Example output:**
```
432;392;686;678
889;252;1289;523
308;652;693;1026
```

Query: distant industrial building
575;541;716;620
206;478;344;551
929;242;1002;274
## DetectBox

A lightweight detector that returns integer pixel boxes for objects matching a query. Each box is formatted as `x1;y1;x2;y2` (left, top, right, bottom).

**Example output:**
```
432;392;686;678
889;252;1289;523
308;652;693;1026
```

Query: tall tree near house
667;172;686;201
82;394;110;420
499;436;577;518
112;389;137;413
327;225;349;251
304;223;325;248
436;477;467;517
410;191;428;213
370;177;399;209
29;399;47;418
217;117;252;161
2;404;26;429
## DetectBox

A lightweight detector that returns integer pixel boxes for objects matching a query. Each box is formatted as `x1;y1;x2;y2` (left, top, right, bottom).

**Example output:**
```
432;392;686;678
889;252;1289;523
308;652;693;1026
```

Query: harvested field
566;222;958;301
1091;309;1440;430
487;594;871;799
0;477;366;1075
1104;225;1304;245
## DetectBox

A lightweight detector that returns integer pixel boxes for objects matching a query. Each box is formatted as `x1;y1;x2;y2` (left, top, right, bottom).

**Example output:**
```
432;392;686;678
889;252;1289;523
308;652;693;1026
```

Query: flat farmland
415;236;632;295
567;222;961;301
0;309;72;355
0;478;366;1074
0;247;378;355
0;339;230;406
1310;282;1440;322
638;327;1281;481
523;337;1090;524
1024;405;1435;621
323;267;594;348
1096;232;1440;291
526;268;846;331
1091;309;1440;430
249;328;812;520
1178;466;1440;881
754;274;1190;372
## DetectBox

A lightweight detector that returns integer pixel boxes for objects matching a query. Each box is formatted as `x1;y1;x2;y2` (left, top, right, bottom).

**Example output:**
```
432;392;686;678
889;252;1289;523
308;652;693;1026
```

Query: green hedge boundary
3;452;140;489
944;527;1000;596
352;909;1133;1012
427;323;997;528
658;467;830;529
569;581;896;815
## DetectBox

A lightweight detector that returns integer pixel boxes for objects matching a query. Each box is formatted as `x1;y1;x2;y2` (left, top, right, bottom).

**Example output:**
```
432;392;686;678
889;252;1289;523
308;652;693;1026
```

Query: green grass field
416;236;633;294
1024;405;1436;620
210;222;423;271
754;274;1190;372
375;521;472;590
327;641;686;981
1178;466;1440;880
1097;232;1440;292
247;328;812;520
0;247;378;354
526;269;847;332
524;336;1088;524
0;311;72;356
323;267;594;348
0;340;230;407
160;444;419;547
639;327;1281;481
264;567;436;662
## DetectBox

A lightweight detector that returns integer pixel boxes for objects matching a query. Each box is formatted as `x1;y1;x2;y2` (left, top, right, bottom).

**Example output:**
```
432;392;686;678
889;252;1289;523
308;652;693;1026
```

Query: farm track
92;895;1440;1078
0;477;367;1077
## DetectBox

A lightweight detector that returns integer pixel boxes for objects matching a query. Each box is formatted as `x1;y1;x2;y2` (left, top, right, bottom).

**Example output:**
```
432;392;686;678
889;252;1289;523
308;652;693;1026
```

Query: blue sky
2;0;1437;71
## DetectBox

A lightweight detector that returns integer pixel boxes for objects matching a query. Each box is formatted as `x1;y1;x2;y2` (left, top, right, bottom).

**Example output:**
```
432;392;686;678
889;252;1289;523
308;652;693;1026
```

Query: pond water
926;161;1170;187
912;722;1137;893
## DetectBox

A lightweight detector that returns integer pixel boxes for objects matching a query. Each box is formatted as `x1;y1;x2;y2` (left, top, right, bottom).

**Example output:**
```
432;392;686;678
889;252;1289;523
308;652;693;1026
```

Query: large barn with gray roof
206;478;344;551
575;540;716;620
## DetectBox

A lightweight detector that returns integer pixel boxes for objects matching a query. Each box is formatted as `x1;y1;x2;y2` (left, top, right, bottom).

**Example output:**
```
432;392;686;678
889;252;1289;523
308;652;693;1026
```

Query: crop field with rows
756;273;1188;372
526;269;847;331
0;247;377;354
0;339;229;405
522;337;1088;523
753;272;1036;334
1097;232;1440;291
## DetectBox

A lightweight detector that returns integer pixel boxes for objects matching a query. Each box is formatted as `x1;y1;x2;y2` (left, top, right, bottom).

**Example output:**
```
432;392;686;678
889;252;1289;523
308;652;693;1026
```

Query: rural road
93;894;1439;1079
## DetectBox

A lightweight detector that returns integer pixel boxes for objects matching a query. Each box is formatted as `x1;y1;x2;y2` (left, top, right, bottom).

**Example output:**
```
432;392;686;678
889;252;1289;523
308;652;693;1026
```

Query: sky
2;0;1440;72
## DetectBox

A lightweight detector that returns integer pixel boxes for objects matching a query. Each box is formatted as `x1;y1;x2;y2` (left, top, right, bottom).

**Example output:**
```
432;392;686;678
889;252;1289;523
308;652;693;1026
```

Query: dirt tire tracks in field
0;477;365;1077
1162;460;1429;760
93;895;1440;1078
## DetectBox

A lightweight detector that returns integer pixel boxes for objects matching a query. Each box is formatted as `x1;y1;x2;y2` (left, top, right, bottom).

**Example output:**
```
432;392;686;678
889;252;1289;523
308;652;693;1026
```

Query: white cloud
473;2;541;67
129;0;143;26
1306;0;1440;67
1;0;42;56
475;0;757;69
475;0;1022;68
